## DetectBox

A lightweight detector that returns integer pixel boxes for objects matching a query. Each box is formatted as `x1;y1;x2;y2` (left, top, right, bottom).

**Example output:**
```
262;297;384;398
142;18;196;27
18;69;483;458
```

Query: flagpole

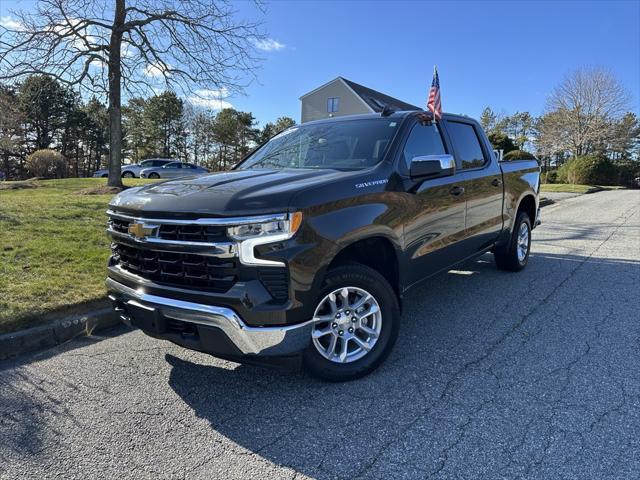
433;65;437;122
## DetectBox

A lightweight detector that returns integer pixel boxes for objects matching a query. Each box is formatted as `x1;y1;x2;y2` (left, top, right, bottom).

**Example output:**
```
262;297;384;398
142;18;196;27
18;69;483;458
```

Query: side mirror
410;154;455;179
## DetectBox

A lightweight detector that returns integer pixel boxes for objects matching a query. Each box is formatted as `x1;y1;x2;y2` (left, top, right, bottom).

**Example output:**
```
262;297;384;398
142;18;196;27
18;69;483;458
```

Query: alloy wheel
311;286;382;363
517;222;530;262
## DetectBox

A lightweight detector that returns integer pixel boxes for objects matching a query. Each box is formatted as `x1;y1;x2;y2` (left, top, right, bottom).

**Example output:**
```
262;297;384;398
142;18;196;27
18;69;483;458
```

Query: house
299;76;421;123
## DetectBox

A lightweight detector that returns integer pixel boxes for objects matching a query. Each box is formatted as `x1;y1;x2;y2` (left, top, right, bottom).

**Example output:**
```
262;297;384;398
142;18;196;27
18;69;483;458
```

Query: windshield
238;118;400;170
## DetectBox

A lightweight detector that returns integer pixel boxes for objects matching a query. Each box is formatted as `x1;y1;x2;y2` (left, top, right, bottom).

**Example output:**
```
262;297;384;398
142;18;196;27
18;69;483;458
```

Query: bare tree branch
0;0;264;186
538;66;632;158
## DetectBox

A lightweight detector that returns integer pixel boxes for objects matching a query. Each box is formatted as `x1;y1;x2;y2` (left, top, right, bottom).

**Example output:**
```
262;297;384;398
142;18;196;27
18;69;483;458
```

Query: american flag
427;66;442;120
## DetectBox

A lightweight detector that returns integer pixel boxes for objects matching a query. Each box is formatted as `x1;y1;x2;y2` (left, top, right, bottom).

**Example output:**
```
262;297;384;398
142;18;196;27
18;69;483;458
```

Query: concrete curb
0;305;119;360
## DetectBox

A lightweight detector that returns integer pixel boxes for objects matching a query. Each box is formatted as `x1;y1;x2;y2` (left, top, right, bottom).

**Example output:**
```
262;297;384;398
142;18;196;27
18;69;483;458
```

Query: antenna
380;105;395;117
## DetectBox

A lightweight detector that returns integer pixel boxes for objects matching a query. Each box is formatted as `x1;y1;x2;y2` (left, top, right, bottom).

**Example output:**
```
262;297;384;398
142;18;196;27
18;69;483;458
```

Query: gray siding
300;80;373;123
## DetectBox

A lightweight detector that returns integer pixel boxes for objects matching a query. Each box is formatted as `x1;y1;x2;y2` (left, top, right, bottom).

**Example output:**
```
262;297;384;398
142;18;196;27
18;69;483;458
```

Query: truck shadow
165;251;640;478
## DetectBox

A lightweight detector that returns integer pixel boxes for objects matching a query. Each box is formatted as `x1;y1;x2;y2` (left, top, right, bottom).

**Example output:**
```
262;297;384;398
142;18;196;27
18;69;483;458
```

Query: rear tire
494;211;531;272
101;174;108;178
122;171;135;178
303;264;400;382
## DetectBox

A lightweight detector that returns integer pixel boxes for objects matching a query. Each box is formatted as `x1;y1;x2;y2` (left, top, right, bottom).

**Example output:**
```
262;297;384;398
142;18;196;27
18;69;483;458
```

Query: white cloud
0;16;23;30
188;88;233;110
194;87;229;98
89;57;106;70
121;43;134;58
144;62;171;78
254;38;285;52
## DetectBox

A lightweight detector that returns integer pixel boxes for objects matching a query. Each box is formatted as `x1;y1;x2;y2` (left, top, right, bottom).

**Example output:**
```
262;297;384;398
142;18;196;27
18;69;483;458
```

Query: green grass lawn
0;178;154;333
540;184;596;194
540;184;626;194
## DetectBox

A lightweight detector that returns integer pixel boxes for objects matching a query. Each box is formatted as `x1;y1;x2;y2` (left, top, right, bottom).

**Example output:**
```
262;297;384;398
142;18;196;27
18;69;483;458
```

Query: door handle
449;185;465;196
492;178;502;187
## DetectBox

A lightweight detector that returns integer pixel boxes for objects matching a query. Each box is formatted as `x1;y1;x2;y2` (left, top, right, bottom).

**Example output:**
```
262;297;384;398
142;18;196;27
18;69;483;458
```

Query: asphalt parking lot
1;189;639;479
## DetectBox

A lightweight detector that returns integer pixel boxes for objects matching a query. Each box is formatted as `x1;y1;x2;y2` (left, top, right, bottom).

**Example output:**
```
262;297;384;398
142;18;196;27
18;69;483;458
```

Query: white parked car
92;158;176;178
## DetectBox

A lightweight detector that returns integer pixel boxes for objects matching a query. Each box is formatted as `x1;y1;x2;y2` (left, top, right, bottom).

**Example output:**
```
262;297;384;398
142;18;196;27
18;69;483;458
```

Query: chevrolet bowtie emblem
128;222;157;240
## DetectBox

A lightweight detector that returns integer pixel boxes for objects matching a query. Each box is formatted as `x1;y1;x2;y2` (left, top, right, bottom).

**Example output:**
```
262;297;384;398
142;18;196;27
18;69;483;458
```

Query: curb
0;306;119;360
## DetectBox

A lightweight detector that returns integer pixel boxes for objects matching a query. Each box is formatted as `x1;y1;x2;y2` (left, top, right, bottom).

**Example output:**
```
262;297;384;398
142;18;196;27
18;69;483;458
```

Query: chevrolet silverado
106;111;540;381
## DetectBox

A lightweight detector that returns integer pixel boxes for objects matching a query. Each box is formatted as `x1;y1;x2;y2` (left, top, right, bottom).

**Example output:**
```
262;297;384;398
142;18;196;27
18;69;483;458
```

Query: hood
109;168;367;217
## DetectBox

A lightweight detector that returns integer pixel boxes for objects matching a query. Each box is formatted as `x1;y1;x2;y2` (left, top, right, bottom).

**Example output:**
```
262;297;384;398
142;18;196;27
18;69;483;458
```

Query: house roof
299;76;422;113
340;77;422;112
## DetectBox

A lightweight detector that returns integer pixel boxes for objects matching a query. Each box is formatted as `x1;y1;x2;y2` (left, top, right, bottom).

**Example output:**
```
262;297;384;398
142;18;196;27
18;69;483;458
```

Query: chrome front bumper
106;278;313;356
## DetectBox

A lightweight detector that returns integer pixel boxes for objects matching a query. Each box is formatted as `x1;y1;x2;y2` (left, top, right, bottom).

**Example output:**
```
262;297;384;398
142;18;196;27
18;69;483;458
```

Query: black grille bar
112;243;237;293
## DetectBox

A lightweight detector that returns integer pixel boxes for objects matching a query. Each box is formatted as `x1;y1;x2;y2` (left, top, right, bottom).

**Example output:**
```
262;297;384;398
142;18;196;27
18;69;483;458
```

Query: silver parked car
139;162;208;179
92;158;176;178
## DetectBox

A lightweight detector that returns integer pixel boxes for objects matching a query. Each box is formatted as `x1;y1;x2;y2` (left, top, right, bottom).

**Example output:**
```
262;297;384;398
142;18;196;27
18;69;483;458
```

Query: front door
400;122;467;287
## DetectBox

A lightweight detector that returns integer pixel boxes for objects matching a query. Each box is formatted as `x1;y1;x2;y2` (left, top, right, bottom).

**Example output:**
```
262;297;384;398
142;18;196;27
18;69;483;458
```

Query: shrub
556;162;570;183
25;150;66;179
502;150;537;161
616;162;640;189
557;155;617;186
542;170;558;184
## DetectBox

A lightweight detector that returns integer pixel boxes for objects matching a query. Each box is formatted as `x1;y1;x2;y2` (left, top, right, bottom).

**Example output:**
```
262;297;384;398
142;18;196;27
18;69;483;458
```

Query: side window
402;123;446;168
447;122;486;169
152;161;165;167
140;160;152;167
327;97;339;113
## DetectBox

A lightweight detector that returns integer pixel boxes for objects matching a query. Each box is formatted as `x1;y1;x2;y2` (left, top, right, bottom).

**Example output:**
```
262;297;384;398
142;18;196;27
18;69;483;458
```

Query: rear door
400;121;467;286
163;162;183;178
441;120;504;254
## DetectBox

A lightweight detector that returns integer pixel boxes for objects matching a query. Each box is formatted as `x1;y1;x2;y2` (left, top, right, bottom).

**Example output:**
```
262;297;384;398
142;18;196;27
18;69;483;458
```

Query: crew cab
106;111;540;381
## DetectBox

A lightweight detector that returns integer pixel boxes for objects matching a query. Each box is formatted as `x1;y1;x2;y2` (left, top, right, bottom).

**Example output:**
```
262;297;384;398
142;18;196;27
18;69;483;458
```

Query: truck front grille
108;216;229;243
112;243;237;293
107;210;289;301
158;224;229;243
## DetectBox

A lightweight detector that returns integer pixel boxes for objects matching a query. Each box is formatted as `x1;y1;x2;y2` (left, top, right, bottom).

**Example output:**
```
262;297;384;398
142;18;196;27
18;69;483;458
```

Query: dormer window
327;97;339;113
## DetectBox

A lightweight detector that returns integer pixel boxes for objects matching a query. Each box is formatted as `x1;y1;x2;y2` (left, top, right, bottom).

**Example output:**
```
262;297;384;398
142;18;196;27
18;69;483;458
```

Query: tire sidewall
149;173;160;179
514;213;532;269
303;265;400;382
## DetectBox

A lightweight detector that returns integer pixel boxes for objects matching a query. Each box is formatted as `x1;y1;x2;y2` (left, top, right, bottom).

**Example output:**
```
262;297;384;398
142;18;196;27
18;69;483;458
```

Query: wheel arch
324;235;402;302
517;194;537;227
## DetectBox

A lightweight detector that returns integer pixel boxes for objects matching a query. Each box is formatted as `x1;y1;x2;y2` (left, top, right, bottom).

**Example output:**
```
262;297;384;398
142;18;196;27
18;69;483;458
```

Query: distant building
299;76;421;123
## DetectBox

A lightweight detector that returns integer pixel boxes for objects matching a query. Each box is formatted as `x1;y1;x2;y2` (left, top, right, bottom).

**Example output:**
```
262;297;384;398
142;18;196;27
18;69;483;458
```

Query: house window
327;97;339;113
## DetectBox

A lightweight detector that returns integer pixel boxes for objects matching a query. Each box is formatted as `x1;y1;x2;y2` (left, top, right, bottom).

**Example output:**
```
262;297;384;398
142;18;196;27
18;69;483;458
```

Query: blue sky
2;0;639;126
233;0;640;125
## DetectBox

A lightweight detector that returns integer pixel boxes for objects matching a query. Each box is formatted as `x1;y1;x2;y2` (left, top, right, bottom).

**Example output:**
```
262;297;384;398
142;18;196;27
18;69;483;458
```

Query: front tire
494;211;532;271
148;172;160;179
303;264;400;382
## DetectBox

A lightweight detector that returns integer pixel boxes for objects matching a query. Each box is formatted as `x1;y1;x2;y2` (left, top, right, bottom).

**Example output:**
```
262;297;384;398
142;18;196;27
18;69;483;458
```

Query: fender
500;160;540;236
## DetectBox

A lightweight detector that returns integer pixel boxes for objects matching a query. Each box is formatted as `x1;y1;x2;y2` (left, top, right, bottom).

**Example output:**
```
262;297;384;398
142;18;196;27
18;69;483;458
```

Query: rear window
447;122;486;169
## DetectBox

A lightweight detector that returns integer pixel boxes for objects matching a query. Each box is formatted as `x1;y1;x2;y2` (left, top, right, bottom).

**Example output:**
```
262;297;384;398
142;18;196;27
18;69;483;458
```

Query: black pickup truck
107;111;540;381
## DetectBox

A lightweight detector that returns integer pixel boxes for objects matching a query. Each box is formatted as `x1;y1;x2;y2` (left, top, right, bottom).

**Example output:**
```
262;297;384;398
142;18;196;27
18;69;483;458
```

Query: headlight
228;212;303;266
227;212;302;241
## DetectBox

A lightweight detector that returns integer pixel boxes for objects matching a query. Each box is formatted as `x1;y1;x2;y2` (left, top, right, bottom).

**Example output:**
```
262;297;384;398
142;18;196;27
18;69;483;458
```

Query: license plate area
126;300;165;335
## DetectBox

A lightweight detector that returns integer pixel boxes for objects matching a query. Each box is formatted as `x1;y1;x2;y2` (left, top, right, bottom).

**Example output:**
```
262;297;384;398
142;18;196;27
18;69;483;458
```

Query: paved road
1;190;639;480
